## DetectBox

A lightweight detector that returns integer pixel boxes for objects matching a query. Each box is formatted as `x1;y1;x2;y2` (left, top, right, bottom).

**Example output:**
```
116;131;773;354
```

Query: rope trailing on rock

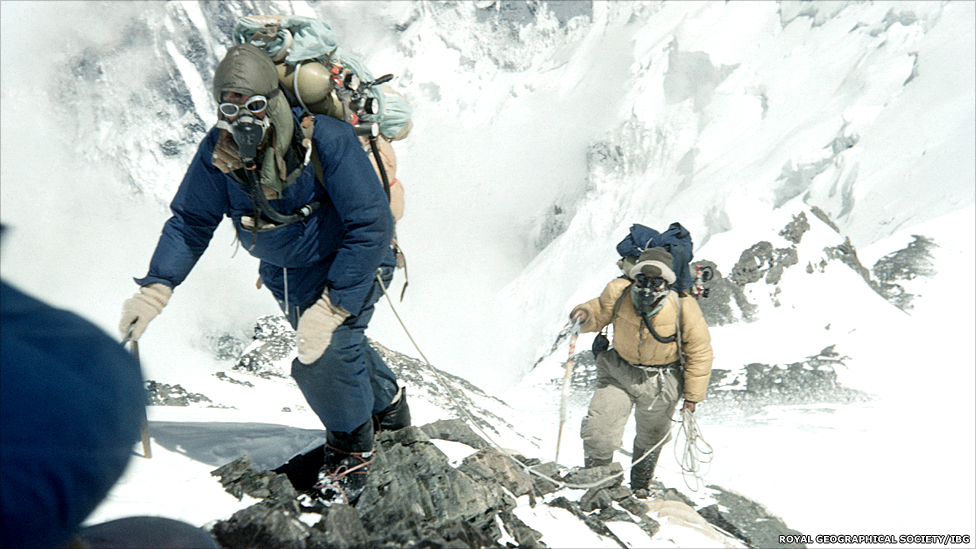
673;407;713;492
376;272;685;492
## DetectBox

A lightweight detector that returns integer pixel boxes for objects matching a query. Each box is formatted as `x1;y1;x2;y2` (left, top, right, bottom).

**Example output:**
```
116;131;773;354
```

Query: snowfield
1;1;973;547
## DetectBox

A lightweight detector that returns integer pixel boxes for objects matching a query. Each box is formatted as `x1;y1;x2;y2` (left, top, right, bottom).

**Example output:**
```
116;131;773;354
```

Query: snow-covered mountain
1;1;973;547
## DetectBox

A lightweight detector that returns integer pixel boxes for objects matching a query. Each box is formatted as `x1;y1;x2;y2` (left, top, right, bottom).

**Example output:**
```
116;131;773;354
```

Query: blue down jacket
1;281;145;549
136;111;395;316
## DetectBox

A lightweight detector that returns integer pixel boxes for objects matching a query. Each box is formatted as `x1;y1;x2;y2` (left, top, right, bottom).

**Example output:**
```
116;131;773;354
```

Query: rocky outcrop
145;380;214;407
698;485;807;548
693;260;755;326
704;345;870;418
207;420;808;549
871;235;938;311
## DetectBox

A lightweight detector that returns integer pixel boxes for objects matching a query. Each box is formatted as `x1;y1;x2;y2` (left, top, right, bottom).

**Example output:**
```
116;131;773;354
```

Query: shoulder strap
671;291;684;367
611;279;634;322
299;114;326;189
598;279;633;342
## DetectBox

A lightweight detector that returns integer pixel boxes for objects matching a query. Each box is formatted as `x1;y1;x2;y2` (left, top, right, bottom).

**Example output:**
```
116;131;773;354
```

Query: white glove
296;288;350;364
119;283;172;341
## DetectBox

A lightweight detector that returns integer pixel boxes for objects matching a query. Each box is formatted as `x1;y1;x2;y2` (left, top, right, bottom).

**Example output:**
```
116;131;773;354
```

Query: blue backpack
616;222;696;292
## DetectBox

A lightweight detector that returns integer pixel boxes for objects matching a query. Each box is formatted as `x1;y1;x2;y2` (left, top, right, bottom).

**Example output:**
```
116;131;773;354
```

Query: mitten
119;283;172;341
296;288;351;364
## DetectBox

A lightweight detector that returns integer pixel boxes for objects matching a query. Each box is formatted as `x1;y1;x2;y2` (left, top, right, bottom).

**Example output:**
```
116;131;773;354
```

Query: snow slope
1;1;973;547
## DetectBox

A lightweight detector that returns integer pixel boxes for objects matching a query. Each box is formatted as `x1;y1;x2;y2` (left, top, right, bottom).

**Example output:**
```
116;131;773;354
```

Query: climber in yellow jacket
570;247;713;494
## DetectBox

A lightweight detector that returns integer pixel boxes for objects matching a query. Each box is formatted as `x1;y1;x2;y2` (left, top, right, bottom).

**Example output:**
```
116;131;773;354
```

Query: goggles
218;95;267;118
635;274;667;291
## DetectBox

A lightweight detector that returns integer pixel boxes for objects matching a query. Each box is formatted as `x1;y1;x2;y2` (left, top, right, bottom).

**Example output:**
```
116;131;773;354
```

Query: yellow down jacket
573;277;714;402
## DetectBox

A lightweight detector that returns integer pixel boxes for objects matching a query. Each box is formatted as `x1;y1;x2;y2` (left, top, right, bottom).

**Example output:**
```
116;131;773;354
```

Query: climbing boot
630;446;661;492
583;456;612;469
372;386;411;432
316;420;374;505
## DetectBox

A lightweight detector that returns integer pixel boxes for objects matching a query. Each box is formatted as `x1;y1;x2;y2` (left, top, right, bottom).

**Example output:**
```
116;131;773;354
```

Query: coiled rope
674;407;713;492
375;272;698;493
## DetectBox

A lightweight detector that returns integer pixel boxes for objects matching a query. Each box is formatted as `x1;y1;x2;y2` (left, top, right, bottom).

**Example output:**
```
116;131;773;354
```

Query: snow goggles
218;95;268;118
635;274;667;291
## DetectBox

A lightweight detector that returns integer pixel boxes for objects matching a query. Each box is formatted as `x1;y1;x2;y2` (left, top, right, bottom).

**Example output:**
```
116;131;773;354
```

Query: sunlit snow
1;1;973;547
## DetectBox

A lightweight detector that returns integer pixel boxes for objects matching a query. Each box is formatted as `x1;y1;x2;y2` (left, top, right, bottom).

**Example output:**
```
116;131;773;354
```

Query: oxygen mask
215;95;269;165
632;274;669;317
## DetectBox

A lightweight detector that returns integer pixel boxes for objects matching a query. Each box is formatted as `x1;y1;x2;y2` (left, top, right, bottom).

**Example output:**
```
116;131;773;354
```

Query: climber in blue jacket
118;44;409;504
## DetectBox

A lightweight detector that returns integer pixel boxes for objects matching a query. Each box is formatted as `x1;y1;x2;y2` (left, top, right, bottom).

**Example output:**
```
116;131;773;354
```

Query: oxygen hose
242;161;320;225
369;136;392;201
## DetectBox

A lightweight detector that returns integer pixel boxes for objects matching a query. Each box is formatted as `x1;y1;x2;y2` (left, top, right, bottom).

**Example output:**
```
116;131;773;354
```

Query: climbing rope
314;444;374;505
375;272;691;493
673;407;713;492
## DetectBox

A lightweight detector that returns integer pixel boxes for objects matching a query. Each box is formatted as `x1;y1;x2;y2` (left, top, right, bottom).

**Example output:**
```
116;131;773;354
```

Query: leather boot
583;456;612;469
630;446;661;491
372;386;411;432
317;420;375;504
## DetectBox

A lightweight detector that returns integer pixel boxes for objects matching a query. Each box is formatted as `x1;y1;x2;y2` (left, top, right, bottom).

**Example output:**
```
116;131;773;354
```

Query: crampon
313;448;373;506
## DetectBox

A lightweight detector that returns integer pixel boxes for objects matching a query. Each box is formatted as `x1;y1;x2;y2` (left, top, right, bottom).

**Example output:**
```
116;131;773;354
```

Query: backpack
592;222;709;360
233;15;412;223
615;222;708;294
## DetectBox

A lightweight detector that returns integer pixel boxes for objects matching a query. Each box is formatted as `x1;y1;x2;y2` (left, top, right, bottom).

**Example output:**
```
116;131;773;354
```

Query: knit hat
627;247;676;285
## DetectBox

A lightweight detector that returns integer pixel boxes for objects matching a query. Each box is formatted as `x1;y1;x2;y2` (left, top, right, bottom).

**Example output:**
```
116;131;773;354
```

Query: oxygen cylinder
277;61;330;103
277;62;345;119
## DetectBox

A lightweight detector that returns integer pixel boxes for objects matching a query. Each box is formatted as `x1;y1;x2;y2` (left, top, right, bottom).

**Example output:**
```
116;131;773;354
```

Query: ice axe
555;317;581;464
123;326;152;459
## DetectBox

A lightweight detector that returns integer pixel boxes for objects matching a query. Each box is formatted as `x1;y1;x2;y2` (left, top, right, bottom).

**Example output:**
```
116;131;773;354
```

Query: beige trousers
580;350;683;461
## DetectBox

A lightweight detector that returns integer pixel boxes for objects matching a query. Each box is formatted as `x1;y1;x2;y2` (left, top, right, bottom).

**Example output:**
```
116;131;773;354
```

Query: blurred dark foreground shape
1;225;219;549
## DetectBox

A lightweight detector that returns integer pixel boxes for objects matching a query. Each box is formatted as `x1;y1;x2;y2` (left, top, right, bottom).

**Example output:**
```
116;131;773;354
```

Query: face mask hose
230;115;267;162
217;117;319;226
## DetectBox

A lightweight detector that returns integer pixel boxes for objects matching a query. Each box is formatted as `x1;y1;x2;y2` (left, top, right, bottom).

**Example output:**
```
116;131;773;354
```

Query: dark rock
824;236;875;291
435;518;501;548
872;235;937;311
692;260;753;326
729;241;798;287
704;346;871;418
660;487;697;508
146;380;213;407
730;241;774;285
607;485;633;501
561;462;623;491
547;497;628;548
498;510;545;548
526;461;561;496
779;212;811;244
274;444;326;493
810;206;841;233
355;426;510;544
618;496;649;516
309;505;369;549
211;455;299;513
579;487;613;512
210;504;309;549
618;497;661;538
700;485;807;549
214;371;254;387
230;315;296;379
459;447;535;497
595;506;631;523
421;418;491;450
208;332;246;361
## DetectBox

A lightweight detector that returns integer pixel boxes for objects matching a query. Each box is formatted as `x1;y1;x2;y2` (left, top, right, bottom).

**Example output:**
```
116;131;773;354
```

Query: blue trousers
281;267;399;434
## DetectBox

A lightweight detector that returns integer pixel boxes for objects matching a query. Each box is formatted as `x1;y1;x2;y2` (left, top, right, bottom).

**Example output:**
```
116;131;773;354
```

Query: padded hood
212;43;281;102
